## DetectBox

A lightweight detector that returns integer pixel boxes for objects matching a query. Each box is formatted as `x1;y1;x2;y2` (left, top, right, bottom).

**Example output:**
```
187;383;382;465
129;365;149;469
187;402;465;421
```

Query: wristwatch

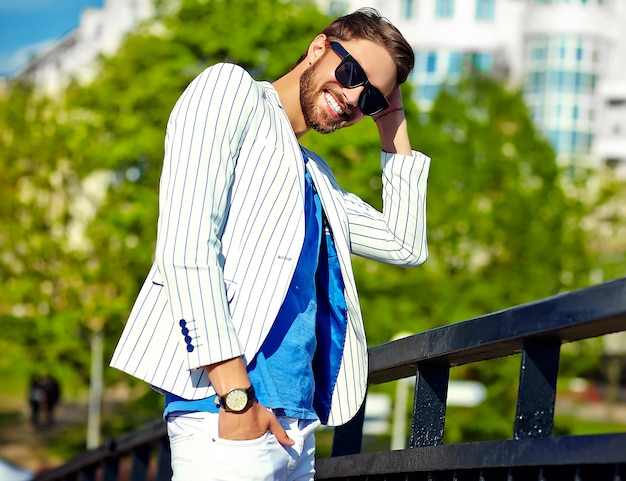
215;385;256;413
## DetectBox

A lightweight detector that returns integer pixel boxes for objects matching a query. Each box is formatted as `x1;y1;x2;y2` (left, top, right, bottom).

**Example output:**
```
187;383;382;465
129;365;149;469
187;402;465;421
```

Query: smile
324;92;345;116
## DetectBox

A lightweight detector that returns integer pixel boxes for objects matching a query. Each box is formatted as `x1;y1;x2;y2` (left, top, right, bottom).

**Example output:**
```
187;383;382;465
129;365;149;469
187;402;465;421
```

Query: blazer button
180;318;194;352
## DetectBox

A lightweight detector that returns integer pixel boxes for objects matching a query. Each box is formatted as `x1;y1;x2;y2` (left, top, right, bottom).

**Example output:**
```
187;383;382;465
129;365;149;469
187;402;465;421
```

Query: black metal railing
34;420;170;481
35;276;626;481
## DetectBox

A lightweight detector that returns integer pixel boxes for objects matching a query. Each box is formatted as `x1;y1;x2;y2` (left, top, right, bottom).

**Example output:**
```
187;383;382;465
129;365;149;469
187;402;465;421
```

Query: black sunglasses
329;41;390;116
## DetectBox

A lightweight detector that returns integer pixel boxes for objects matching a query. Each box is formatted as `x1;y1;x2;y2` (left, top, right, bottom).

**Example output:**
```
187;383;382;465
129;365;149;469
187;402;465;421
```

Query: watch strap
215;385;256;413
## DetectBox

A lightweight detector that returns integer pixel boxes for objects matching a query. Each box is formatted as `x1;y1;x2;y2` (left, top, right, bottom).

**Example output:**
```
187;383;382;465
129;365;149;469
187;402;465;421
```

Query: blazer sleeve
345;150;431;266
155;63;261;371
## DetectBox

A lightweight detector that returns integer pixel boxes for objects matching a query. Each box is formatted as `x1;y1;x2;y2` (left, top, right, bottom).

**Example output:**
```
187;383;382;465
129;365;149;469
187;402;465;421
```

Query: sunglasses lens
332;48;390;116
360;87;389;116
335;60;366;89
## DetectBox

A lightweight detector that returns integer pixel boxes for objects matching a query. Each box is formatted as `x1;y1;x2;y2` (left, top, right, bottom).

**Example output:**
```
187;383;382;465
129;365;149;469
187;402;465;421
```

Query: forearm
374;107;412;155
348;150;430;266
204;356;251;396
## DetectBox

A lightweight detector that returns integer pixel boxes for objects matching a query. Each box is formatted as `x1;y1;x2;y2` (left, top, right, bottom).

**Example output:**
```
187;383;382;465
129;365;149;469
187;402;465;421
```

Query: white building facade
522;0;626;171
15;0;154;96
13;0;626;172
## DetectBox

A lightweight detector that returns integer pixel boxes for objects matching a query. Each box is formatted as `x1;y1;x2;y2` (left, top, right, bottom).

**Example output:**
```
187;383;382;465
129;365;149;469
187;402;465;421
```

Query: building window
547;130;559;150
418;84;441;103
476;0;495;20
448;52;463;76
472;52;493;71
328;0;349;17
402;0;415;19
436;0;455;18
527;71;546;93
426;52;438;73
569;132;582;152
576;46;583;61
532;45;547;61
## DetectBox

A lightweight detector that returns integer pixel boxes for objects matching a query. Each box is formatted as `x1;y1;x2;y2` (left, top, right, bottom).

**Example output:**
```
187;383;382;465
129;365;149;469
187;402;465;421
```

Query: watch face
225;389;248;411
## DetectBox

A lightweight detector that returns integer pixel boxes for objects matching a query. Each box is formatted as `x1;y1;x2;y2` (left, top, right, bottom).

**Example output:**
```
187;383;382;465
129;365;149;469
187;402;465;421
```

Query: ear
306;34;328;65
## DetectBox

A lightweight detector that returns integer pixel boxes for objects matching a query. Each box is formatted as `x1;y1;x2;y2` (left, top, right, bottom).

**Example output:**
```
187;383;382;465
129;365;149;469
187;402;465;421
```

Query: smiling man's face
299;38;396;134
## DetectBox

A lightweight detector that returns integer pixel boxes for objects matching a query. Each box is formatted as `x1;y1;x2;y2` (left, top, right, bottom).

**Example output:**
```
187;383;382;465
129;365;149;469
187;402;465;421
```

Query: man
111;8;430;480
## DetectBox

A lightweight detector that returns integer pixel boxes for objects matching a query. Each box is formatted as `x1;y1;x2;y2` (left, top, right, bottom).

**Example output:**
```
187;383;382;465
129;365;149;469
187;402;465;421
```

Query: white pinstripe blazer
110;63;430;426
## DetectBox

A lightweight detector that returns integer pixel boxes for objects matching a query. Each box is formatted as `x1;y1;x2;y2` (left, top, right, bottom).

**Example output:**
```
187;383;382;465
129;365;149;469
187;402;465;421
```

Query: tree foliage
0;83;100;385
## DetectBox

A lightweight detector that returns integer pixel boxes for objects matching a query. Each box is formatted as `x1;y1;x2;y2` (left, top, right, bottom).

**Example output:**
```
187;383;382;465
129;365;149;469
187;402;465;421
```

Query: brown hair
319;8;414;87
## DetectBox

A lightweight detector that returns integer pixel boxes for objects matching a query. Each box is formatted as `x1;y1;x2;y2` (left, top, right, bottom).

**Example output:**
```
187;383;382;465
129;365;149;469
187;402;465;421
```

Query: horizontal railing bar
34;449;107;481
315;432;626;479
33;421;166;481
369;277;626;384
111;419;166;453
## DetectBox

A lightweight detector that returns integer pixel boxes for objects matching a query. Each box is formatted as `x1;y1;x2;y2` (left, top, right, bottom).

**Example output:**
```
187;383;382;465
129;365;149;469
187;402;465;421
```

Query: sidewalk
0;400;88;473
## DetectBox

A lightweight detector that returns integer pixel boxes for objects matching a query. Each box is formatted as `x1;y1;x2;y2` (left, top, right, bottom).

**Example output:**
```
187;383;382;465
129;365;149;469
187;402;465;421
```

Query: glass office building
524;34;602;156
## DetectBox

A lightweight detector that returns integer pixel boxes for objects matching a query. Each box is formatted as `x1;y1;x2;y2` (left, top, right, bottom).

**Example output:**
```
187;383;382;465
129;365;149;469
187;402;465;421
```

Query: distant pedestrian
28;374;61;428
41;375;61;425
28;375;45;428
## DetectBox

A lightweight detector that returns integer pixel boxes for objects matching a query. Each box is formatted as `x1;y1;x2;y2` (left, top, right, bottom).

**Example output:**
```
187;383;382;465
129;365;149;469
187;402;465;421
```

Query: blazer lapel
302;148;369;425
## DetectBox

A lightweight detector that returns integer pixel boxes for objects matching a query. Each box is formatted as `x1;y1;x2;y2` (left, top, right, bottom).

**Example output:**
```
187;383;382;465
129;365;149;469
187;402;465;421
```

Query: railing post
409;362;450;448
514;339;561;440
79;464;96;481
102;455;119;481
331;397;367;456
156;435;173;481
130;444;151;481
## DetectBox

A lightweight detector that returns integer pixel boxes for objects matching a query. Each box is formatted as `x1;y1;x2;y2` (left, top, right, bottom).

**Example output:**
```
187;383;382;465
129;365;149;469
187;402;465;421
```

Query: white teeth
325;92;344;115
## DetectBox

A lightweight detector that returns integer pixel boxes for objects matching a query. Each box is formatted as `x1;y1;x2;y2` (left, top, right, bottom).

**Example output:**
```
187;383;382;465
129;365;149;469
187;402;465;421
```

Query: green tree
0;83;101;386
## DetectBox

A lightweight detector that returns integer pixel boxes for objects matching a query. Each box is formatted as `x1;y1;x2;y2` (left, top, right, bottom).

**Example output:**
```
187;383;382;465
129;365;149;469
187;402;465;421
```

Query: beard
299;60;351;134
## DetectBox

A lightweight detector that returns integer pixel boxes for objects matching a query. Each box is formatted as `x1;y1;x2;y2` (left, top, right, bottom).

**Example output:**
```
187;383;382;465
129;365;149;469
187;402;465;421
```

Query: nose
342;85;365;111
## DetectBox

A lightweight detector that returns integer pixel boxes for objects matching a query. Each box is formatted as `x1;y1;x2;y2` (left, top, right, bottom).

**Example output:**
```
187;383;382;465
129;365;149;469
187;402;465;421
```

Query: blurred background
1;0;625;477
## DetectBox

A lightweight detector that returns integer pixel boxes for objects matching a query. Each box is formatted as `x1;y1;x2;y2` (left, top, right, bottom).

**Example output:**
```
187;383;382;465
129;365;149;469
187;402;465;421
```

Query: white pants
166;411;321;481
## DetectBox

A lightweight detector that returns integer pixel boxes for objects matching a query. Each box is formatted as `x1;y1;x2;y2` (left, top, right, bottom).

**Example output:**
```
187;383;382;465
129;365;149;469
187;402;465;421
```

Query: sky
0;0;104;77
